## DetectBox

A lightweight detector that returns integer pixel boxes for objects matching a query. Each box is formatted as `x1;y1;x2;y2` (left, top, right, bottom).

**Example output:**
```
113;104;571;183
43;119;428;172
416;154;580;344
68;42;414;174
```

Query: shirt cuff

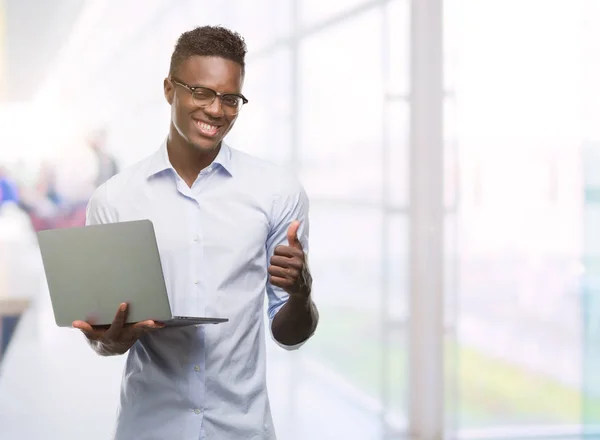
268;303;310;351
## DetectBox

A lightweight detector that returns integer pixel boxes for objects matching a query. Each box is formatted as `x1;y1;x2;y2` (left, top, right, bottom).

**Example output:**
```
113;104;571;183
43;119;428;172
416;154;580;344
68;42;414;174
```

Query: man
72;25;318;439
0;167;19;207
87;127;119;188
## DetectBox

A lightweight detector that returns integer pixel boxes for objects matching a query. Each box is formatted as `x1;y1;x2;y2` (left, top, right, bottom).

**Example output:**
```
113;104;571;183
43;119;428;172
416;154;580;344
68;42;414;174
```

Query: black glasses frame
170;78;248;113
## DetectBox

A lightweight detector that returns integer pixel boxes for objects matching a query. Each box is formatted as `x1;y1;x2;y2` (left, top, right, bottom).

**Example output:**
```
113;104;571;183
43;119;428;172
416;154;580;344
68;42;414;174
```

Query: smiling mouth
194;120;220;137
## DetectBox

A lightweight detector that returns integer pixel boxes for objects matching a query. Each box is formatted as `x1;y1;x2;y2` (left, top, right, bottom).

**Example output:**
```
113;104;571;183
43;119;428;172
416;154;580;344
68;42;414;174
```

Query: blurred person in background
18;162;64;231
0;165;41;301
19;129;118;231
49;131;102;228
87;127;119;187
71;25;319;440
0;166;20;207
36;162;62;207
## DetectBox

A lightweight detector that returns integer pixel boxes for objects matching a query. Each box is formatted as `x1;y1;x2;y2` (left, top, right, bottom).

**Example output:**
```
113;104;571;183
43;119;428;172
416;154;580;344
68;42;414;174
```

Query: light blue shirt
85;141;311;440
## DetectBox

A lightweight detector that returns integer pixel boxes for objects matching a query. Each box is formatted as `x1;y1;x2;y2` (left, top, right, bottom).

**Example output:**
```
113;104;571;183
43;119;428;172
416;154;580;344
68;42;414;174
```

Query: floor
0;307;590;440
0;295;386;440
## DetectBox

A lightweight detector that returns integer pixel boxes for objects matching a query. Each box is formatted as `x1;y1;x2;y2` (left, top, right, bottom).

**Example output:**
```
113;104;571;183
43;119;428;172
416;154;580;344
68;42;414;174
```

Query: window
216;0;292;53
446;0;587;435
386;101;409;208
228;49;292;161
295;5;409;435
298;8;383;203
386;0;409;97
299;0;375;27
582;0;600;431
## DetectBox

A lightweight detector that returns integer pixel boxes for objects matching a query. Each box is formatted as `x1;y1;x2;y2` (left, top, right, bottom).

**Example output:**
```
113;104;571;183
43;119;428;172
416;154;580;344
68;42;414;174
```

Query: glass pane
444;0;459;92
207;0;292;52
298;9;383;202
228;49;291;161
386;215;409;322
387;102;409;208
303;205;387;432
386;0;410;96
299;0;373;27
583;141;600;431
454;143;584;430
582;0;600;143
445;213;459;327
445;213;460;433
444;100;458;210
383;326;408;434
448;0;587;435
383;214;409;429
451;0;581;140
298;208;408;439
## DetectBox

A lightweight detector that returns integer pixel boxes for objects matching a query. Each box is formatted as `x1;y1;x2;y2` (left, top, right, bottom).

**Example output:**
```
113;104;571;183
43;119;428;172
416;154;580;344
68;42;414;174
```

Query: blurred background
0;0;599;439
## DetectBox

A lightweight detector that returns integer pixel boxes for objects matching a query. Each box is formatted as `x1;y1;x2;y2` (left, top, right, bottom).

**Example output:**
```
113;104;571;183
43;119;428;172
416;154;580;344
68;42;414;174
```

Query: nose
204;97;224;118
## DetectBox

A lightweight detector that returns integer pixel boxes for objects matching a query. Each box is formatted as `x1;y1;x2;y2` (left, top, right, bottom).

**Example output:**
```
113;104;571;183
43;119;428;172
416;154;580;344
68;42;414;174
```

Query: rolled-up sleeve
265;176;311;350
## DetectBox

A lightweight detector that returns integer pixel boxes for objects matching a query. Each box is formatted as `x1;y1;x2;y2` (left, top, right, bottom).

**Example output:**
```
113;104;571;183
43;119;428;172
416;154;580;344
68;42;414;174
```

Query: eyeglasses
170;78;248;116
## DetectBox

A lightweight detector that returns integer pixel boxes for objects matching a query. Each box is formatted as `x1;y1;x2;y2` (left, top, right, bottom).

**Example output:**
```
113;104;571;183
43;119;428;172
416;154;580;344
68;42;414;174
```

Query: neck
166;131;220;186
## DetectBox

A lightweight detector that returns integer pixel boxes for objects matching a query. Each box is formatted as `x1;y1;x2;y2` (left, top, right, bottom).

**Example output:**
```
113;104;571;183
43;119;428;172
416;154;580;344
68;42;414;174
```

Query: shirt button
193;235;199;242
194;365;200;372
194;408;201;415
194;280;199;285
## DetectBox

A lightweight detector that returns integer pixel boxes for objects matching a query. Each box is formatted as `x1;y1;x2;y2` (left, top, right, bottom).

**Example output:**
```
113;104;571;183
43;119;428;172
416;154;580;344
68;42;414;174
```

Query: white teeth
198;122;217;131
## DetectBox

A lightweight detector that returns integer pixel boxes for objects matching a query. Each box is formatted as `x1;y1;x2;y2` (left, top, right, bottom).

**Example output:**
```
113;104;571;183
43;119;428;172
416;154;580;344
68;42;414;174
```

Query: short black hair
169;25;247;77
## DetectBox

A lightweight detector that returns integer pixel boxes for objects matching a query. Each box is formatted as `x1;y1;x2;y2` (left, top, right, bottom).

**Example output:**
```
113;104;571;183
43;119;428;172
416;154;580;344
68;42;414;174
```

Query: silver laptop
37;219;228;328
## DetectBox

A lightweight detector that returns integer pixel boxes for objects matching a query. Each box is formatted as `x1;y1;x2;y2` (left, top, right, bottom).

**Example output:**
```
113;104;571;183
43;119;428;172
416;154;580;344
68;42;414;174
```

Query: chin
189;135;222;152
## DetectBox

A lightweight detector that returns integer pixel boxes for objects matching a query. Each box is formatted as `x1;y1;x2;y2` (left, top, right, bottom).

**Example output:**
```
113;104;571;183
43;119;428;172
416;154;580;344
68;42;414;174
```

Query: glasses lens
192;88;244;115
192;88;217;107
221;96;243;115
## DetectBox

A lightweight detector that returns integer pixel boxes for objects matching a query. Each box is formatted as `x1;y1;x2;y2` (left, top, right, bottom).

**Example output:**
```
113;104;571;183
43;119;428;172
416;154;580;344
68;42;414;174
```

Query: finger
106;303;128;339
72;320;103;340
73;320;94;331
273;245;304;259
286;220;302;250
128;321;164;339
131;320;164;330
268;265;299;279
269;276;294;289
269;255;303;270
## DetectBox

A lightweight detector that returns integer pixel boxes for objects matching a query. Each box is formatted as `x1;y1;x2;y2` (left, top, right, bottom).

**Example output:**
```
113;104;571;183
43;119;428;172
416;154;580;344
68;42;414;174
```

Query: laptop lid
37;219;174;327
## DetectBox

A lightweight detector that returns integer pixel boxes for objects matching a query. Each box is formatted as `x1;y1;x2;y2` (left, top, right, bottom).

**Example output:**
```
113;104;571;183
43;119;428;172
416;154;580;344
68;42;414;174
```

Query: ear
164;78;174;105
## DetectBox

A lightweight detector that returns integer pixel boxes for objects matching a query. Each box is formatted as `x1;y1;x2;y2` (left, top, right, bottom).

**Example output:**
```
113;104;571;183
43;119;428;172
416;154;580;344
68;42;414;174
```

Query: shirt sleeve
265;176;311;350
85;183;117;226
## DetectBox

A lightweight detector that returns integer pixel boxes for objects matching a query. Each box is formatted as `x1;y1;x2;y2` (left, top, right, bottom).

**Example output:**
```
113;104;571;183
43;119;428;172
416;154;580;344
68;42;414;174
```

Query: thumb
287;220;302;249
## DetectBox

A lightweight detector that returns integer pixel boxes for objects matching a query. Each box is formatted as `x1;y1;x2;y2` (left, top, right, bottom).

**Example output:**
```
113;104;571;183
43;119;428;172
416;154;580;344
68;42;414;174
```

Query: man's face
164;55;244;152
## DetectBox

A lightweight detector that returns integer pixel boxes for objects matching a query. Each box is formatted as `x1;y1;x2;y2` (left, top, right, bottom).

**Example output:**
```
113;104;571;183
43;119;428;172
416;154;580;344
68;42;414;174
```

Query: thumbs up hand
268;220;312;298
286;220;303;250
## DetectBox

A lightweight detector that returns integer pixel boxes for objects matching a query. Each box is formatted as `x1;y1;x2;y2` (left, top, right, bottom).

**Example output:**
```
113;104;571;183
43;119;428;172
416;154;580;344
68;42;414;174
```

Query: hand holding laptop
38;220;229;331
72;302;164;356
